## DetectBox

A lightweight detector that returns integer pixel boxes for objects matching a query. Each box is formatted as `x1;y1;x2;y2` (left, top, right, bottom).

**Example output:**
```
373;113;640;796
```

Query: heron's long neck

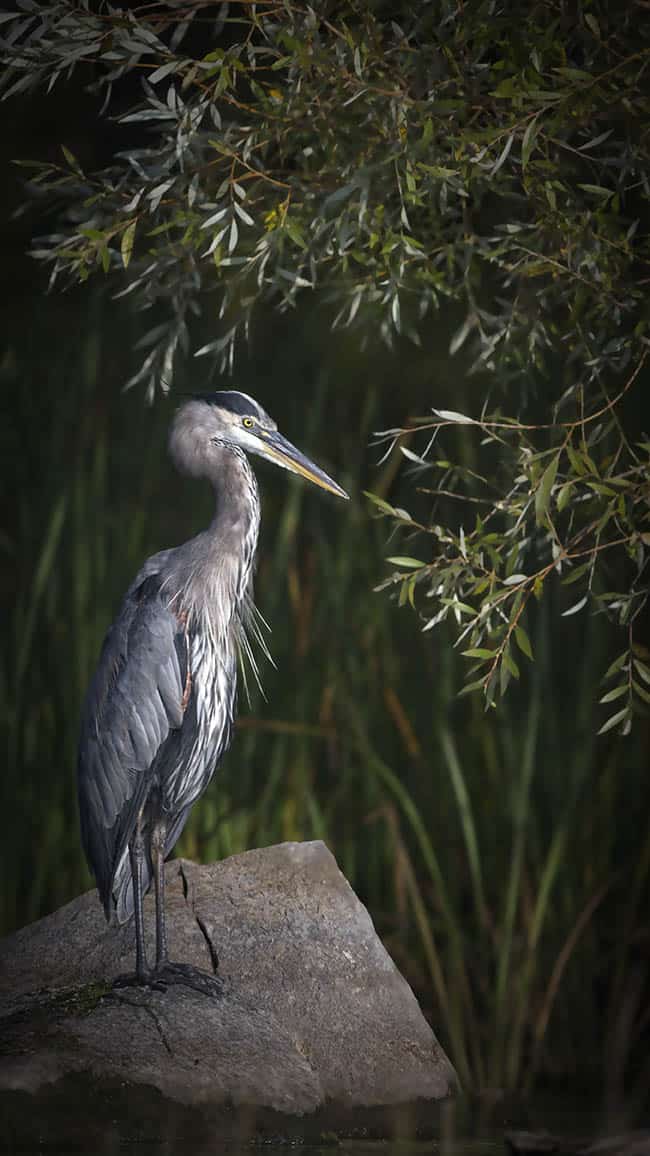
209;446;261;574
173;447;261;634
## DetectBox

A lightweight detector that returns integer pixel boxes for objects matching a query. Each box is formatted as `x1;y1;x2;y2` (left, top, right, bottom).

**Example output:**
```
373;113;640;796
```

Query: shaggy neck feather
168;446;261;639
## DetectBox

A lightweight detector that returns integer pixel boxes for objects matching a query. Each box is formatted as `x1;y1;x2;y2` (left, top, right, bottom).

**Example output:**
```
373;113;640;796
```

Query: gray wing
77;571;187;919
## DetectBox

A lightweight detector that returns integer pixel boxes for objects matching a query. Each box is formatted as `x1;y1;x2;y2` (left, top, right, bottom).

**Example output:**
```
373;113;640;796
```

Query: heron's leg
149;814;223;997
151;816;168;968
129;815;149;982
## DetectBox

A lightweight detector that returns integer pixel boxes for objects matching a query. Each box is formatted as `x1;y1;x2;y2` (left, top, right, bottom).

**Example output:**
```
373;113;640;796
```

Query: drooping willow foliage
3;0;649;728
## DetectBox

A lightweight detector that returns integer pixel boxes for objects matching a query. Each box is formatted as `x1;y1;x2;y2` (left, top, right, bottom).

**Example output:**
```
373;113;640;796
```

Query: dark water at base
11;1094;649;1156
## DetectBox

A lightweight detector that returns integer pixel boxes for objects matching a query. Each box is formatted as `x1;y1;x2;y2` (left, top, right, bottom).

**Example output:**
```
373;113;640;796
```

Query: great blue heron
78;391;348;994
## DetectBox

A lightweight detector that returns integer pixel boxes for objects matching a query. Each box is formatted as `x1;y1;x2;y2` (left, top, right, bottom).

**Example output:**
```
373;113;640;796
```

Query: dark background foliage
1;1;649;1112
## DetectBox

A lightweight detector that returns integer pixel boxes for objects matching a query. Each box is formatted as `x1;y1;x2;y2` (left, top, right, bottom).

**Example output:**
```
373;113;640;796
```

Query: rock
506;1132;650;1156
506;1131;565;1155
0;840;457;1147
584;1136;650;1156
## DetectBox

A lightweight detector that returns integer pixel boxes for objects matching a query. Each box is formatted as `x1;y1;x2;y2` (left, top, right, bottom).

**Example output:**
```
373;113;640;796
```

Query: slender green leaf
514;625;533;661
597;707;630;735
120;219;137;269
535;453;560;525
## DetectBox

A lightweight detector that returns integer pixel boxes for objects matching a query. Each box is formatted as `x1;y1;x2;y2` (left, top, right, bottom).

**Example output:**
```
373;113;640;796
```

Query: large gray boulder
0;840;457;1147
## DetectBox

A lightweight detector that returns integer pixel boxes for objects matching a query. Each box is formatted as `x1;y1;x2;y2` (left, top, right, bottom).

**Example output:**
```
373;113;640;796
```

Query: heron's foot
112;970;168;993
152;960;224;997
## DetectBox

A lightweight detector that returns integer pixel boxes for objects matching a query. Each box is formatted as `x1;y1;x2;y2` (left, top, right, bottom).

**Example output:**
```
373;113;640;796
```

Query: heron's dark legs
129;815;148;982
114;813;151;990
115;807;222;997
149;813;223;997
151;816;168;967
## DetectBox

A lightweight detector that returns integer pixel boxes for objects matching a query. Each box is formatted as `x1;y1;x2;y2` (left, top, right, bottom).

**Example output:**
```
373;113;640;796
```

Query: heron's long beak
257;430;349;500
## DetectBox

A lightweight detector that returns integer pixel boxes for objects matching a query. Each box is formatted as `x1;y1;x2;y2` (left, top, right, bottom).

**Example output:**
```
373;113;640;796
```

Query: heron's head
170;391;348;500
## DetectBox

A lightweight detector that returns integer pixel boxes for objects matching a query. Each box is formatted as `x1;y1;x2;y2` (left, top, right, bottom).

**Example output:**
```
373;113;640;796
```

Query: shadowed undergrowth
1;298;648;1105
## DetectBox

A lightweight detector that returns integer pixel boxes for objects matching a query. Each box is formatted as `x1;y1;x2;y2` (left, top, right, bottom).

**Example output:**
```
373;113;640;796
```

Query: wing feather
77;572;187;919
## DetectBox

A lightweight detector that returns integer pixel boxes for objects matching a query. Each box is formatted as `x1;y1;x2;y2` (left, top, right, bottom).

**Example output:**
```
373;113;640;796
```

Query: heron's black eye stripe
243;417;255;428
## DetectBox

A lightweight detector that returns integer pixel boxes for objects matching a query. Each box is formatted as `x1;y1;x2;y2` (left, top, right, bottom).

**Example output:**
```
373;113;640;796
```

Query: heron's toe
111;970;167;993
152;961;224;997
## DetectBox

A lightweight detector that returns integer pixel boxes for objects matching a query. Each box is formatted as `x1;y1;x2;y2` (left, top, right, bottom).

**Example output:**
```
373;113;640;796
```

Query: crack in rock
106;991;173;1055
178;861;190;901
178;862;219;975
195;914;220;974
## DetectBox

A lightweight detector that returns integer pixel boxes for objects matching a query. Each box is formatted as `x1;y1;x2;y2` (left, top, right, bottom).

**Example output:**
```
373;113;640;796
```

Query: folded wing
77;573;187;920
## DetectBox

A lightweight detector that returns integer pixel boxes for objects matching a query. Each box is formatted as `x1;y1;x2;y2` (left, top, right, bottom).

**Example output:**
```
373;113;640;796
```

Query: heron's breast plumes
157;419;265;807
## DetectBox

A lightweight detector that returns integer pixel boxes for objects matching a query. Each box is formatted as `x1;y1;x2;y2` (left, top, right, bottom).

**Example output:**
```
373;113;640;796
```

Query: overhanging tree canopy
3;0;649;728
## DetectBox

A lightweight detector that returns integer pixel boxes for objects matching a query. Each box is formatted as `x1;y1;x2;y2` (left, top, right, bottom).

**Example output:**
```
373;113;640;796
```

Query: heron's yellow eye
243;417;255;428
